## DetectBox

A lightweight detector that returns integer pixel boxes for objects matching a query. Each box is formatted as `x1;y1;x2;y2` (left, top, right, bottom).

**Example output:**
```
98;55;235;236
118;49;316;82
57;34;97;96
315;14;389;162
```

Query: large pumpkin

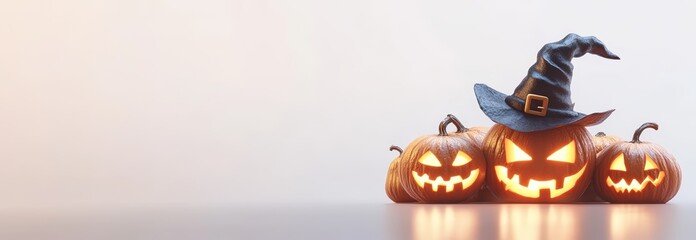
399;115;486;203
385;146;416;203
594;123;681;203
483;124;595;202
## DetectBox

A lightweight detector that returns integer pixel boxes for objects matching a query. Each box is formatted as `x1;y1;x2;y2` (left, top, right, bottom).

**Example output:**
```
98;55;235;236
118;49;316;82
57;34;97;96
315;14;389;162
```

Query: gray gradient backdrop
1;0;695;212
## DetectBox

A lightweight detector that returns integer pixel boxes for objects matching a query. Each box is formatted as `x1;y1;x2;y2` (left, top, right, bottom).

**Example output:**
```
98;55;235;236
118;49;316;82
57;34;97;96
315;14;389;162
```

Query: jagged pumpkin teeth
411;170;479;193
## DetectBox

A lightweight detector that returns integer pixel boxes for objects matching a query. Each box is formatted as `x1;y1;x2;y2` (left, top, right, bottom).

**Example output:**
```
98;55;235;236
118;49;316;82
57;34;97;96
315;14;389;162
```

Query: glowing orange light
610;154;626;171
494;164;587;198
412;170;480;192
451;151;472;166
546;140;576;163
418;151;441;167
606;171;665;193
644;155;658;170
505;139;532;163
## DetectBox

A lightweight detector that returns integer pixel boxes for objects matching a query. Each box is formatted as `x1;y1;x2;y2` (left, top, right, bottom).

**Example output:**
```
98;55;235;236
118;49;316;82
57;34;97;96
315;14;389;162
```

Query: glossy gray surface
1;203;694;240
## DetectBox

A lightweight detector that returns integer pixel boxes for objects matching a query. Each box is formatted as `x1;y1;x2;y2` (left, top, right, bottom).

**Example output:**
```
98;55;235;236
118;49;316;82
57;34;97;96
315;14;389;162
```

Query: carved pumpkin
399;115;486;203
594;123;682;203
593;132;622;154
483;124;595;202
385;146;416;203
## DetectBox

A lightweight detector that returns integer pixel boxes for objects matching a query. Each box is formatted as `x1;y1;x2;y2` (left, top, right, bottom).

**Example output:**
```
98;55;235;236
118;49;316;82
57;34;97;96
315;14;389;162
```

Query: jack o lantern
399;115;486;203
594;123;682;203
385;146;416;203
483;124;595;202
593;132;622;154
473;34;619;202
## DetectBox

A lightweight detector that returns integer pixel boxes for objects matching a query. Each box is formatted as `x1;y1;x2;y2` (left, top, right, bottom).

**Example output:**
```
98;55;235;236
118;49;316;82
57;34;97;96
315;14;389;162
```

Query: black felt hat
474;33;620;132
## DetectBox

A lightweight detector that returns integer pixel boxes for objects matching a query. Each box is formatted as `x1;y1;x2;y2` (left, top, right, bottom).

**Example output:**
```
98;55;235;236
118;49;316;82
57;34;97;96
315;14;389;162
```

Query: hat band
505;95;581;118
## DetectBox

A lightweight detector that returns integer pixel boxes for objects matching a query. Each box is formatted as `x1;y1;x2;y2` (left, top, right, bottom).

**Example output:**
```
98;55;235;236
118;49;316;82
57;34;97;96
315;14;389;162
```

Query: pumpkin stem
438;115;455;136
389;145;403;155
631;122;659;143
595;132;607;137
447;114;469;133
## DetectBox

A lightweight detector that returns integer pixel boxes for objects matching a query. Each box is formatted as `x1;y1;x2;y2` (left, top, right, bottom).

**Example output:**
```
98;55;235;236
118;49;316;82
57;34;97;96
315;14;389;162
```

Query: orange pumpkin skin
447;114;490;148
399;115;486;203
577;132;623;202
594;123;681;203
455;126;489;147
483;124;595;202
385;146;416;203
593;132;622;154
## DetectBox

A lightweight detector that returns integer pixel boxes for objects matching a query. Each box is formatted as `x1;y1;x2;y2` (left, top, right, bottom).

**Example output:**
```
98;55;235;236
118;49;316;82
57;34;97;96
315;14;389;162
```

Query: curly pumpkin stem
389;145;403;155
631;122;659;143
438;115;455;136
447;114;469;133
595;132;606;137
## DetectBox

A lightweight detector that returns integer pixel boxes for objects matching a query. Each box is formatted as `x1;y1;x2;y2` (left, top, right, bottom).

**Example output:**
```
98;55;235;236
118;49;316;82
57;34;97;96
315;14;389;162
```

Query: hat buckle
524;94;549;117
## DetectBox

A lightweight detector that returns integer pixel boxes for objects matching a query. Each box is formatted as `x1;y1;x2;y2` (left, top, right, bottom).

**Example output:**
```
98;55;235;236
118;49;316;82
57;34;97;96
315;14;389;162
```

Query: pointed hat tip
605;50;620;60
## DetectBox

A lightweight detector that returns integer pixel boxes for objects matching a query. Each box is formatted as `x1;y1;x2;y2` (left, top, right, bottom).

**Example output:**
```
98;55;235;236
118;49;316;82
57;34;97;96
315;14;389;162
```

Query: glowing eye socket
645;155;658;170
418;151;441;167
452;151;472;166
505;139;532;163
546;140;576;163
610;154;626;171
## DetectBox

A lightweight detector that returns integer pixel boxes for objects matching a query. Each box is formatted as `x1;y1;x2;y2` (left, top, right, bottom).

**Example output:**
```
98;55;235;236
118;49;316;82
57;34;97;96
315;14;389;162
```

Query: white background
1;0;694;211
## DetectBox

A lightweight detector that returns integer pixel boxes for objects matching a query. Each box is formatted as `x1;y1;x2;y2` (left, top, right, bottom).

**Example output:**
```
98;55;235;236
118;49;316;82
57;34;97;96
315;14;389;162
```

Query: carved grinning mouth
411;169;480;192
606;171;665;193
494;164;587;198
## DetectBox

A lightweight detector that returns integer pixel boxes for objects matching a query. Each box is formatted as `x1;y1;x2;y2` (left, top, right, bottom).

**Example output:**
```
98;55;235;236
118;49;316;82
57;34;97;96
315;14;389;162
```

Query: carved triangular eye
610;154;626;171
505;139;532;163
452;151;472;166
644;155;658;170
547;141;576;163
418;151;441;167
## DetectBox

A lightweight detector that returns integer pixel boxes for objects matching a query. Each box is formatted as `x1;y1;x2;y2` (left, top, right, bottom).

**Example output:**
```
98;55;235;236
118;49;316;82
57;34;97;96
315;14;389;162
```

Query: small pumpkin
483;124;595;202
594;123;682;203
593;132;622;154
399;115;486;203
385;145;416;203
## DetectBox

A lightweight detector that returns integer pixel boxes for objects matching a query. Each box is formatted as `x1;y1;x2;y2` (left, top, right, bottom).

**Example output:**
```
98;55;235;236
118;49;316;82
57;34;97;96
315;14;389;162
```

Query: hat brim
474;83;614;132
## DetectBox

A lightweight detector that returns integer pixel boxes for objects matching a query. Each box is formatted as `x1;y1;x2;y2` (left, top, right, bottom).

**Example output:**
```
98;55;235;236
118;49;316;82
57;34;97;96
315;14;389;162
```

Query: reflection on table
412;205;480;240
398;203;678;240
497;204;580;240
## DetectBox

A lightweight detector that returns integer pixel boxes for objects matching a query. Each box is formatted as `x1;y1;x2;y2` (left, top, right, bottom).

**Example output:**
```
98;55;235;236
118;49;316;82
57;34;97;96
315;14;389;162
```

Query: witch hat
474;33;620;132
